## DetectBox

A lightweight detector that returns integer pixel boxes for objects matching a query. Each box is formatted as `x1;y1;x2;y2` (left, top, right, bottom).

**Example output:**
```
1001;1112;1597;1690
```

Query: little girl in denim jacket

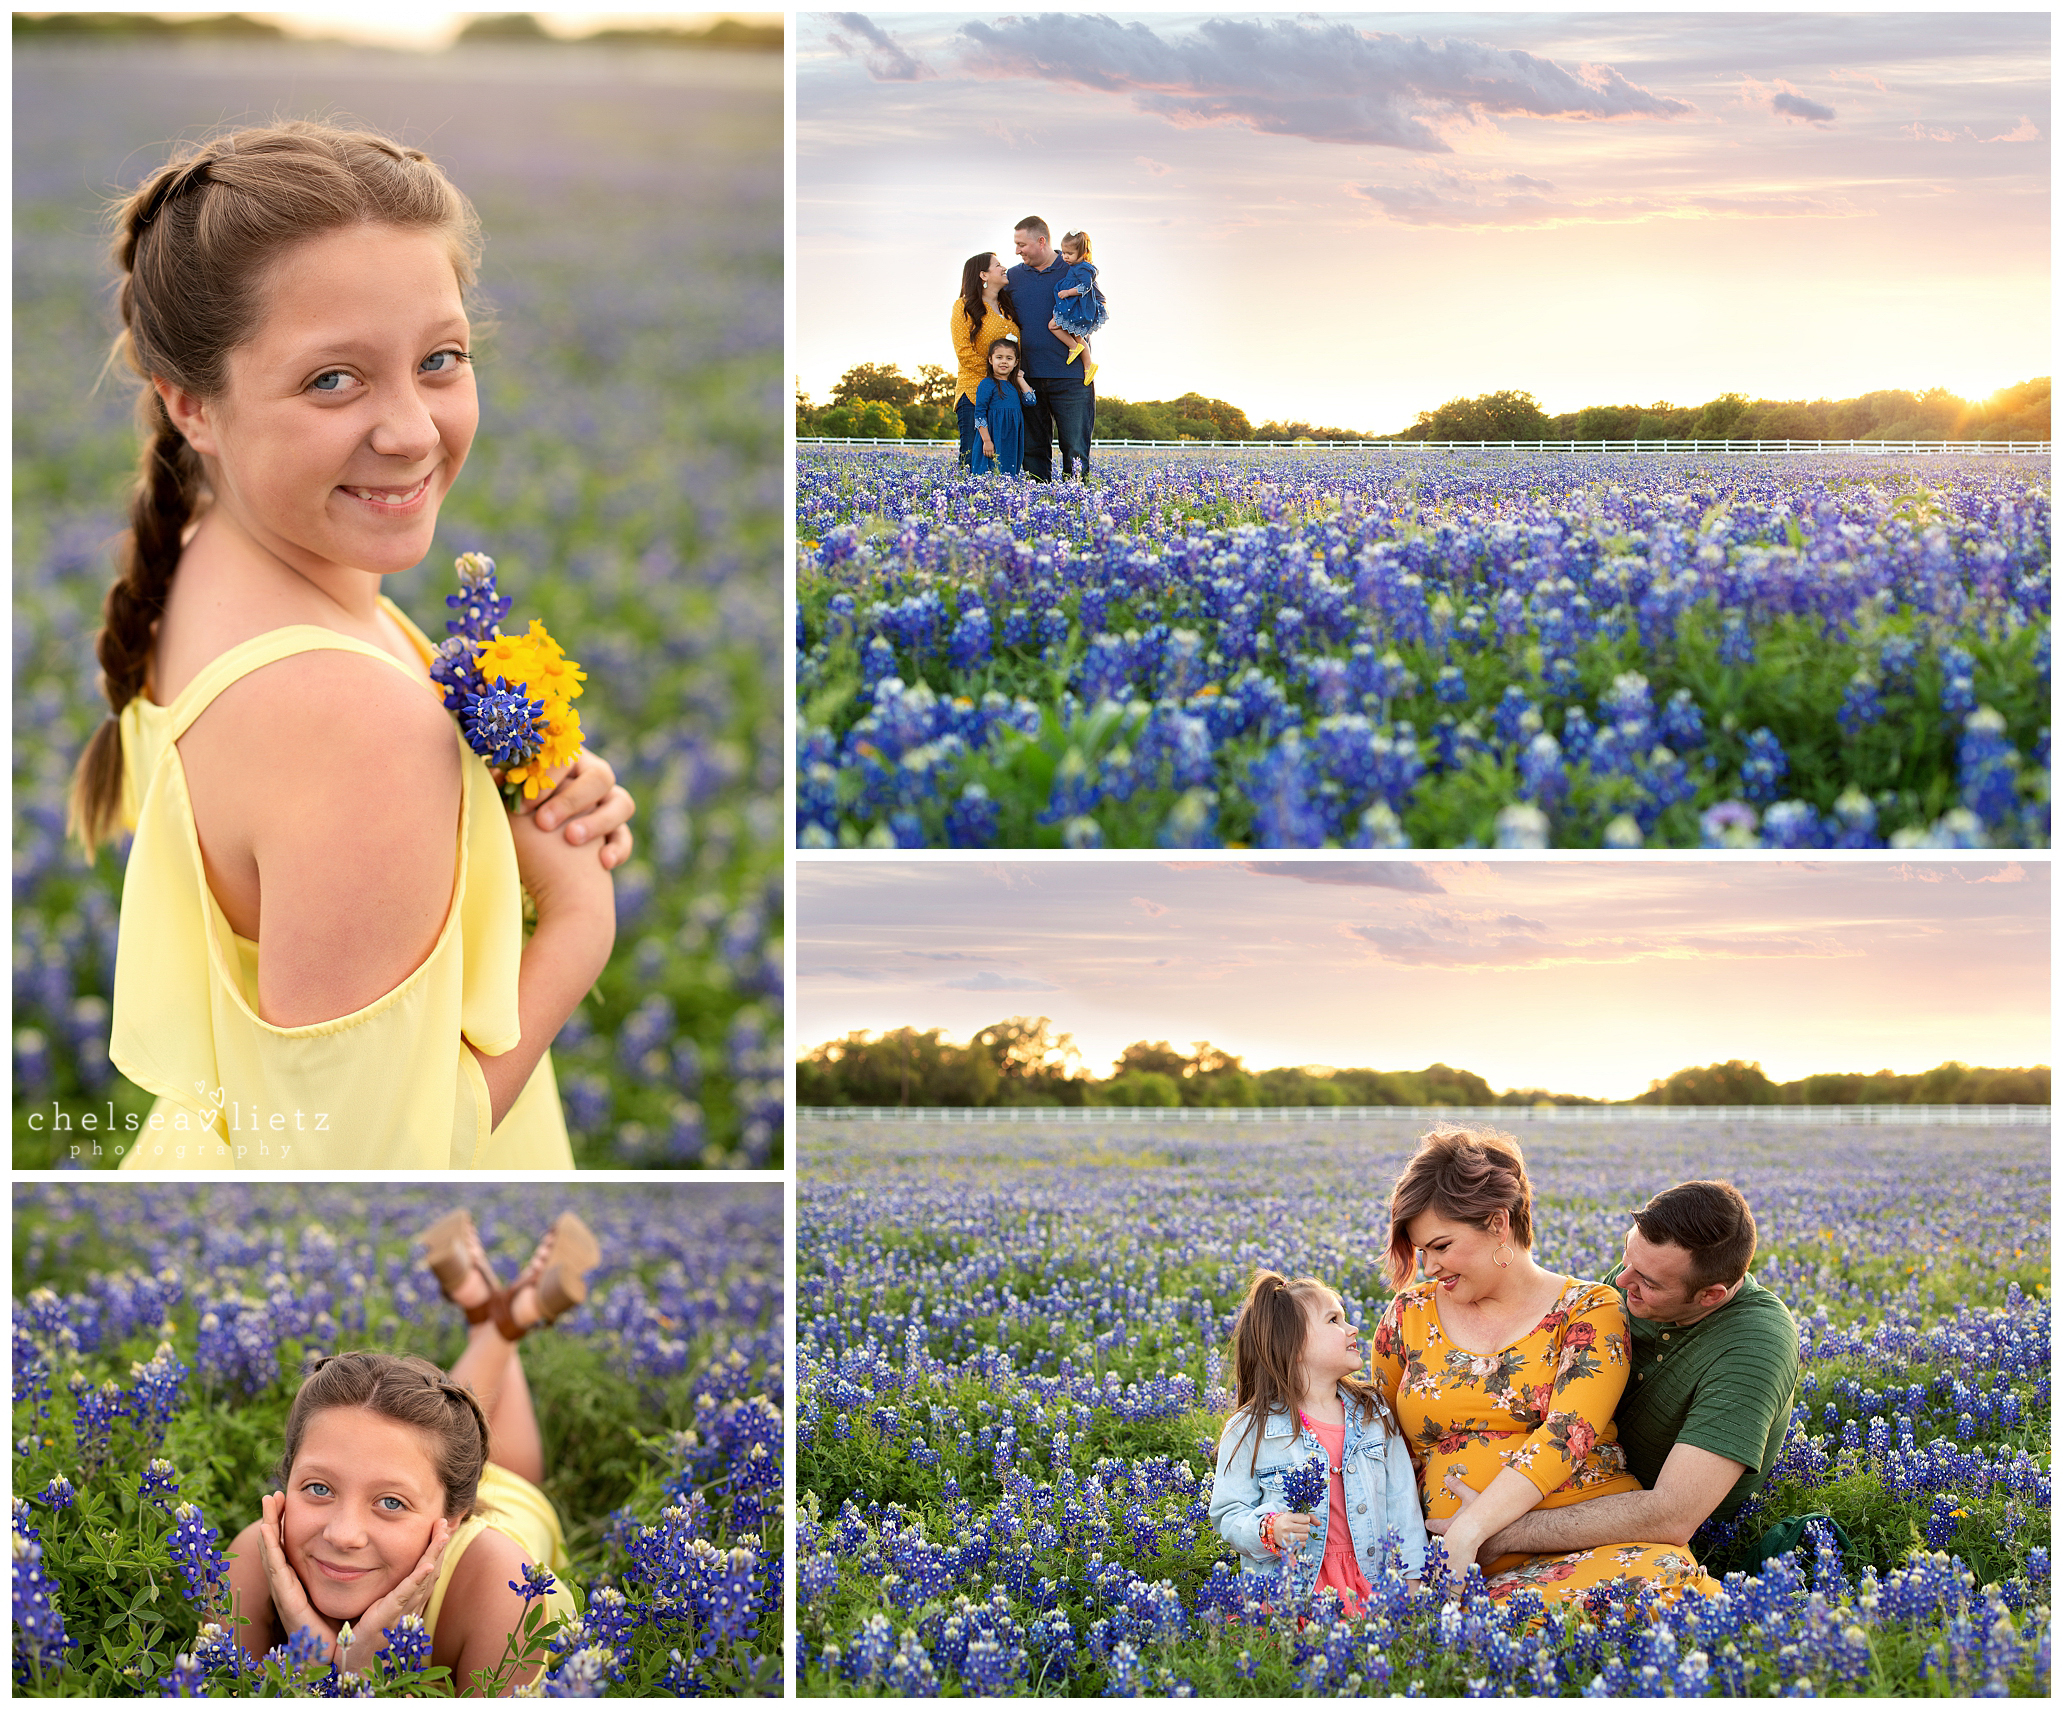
1209;1269;1426;1615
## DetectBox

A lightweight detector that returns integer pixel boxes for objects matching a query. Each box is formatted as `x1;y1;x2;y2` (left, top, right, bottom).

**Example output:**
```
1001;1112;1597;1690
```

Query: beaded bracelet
1260;1512;1282;1555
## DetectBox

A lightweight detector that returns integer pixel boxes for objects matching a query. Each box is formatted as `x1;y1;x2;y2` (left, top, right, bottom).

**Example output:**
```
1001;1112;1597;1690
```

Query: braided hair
68;120;482;857
272;1350;490;1520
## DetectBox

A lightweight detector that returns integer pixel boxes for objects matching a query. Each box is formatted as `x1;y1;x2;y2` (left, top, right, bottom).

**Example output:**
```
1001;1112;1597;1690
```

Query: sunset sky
797;10;2050;432
797;859;2050;1099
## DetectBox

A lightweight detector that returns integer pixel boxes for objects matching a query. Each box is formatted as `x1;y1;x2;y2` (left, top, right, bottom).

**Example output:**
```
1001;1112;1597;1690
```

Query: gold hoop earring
1493;1243;1512;1269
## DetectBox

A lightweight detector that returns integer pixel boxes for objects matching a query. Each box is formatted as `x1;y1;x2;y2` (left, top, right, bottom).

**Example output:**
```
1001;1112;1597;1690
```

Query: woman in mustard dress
68;123;635;1170
1370;1128;1715;1605
223;1212;595;1690
949;252;1022;468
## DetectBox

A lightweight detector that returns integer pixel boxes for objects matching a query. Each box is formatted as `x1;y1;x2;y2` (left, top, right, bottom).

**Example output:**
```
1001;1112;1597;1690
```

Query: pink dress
1302;1412;1372;1616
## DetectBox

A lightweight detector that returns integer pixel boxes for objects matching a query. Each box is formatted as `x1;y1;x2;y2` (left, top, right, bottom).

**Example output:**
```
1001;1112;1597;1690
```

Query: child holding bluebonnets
1210;1269;1425;1616
72;120;636;1170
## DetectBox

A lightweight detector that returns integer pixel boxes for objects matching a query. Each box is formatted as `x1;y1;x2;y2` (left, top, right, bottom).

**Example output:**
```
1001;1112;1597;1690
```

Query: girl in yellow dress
1369;1126;1716;1605
69;121;637;1171
222;1211;595;1691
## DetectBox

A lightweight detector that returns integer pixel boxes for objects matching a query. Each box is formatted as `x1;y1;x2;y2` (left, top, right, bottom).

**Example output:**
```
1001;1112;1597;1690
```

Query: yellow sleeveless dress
110;598;573;1171
424;1462;580;1642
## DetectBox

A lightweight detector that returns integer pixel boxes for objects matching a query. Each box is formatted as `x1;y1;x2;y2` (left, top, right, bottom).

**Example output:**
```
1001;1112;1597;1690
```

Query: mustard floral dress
1369;1277;1715;1605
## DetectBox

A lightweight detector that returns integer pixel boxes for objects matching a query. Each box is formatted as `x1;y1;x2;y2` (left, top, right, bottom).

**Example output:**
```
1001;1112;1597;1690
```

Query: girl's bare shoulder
441;1519;530;1610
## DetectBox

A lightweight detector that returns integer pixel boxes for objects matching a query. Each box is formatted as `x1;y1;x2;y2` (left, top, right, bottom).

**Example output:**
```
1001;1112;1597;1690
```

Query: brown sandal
489;1212;601;1342
417;1210;501;1326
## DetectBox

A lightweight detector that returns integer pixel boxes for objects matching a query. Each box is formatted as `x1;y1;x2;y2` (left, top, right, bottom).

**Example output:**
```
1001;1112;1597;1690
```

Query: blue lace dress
1051;262;1107;336
972;377;1025;474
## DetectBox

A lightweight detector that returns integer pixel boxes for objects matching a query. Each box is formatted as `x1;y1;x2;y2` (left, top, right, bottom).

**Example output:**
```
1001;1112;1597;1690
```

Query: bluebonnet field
12;1181;783;1696
13;42;782;1168
798;1117;2050;1696
796;449;2050;850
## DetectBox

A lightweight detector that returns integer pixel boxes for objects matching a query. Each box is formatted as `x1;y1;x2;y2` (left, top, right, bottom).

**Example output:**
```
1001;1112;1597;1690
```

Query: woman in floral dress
1368;1127;1717;1605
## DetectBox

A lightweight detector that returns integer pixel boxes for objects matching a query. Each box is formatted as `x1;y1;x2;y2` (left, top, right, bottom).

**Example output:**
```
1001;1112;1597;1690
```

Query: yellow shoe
1086;360;1099;385
1065;345;1082;364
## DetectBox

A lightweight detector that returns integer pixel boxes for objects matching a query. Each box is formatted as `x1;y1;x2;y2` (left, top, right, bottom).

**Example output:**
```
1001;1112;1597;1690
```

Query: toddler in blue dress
972;336;1035;475
1049;230;1106;384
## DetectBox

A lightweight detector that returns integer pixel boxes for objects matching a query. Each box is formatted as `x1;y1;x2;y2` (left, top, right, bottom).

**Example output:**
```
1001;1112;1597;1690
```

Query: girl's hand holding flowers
428;551;636;869
522;749;636;869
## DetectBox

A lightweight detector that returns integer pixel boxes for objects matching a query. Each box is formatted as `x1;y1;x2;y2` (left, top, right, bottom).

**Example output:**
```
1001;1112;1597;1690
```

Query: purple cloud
826;12;931;81
1772;90;1836;125
949;13;1690;153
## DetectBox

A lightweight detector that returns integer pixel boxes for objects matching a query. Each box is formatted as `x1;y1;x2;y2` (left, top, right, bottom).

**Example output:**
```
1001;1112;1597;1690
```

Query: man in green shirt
1432;1180;1800;1558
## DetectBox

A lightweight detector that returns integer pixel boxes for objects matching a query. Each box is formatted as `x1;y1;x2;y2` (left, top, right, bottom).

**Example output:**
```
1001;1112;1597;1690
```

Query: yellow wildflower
475;619;586;706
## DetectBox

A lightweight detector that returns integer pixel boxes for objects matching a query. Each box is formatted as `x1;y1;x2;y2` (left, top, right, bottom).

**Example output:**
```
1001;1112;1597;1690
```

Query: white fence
799;1103;2049;1127
798;437;2049;457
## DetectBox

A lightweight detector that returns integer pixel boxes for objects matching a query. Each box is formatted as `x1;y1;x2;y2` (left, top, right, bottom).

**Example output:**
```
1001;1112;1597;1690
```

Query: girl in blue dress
972;337;1033;475
1049;230;1107;384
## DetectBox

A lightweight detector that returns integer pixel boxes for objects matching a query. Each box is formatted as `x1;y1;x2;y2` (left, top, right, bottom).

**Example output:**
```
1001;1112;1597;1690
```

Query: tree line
798;365;2049;444
796;1019;2049;1109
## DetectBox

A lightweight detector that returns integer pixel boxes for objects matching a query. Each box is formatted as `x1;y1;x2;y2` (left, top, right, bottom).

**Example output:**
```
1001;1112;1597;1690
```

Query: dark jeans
1022;376;1095;481
955;395;977;470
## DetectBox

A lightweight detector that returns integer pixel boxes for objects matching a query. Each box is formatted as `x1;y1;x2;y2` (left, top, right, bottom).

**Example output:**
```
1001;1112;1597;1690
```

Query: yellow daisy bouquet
428;552;588;810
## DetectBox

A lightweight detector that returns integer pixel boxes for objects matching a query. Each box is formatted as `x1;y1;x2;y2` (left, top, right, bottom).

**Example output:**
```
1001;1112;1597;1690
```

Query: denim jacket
1209;1386;1427;1600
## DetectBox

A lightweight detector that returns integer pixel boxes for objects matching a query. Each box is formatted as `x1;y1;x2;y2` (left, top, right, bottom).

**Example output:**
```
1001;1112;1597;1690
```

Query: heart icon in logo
192;1081;227;1108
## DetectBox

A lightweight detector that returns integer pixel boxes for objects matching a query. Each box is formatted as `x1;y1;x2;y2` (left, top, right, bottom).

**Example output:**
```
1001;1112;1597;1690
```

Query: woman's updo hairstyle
271;1350;489;1521
68;120;483;856
1384;1125;1535;1288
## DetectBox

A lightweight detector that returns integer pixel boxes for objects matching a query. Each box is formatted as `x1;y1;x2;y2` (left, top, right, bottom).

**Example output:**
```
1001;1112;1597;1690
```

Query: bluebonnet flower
946;784;1000;848
511;1562;559;1604
1719;610;1755;667
1495;802;1550;848
1761;801;1827;850
1658;689;1705;750
139;1457;178;1510
168;1502;229;1609
1740;727;1790;803
1518;733;1565;808
39;1475;74;1511
460;683;548;767
1281;1454;1328;1513
1838;672;1884;735
13;1532;73;1682
1957;707;2020;829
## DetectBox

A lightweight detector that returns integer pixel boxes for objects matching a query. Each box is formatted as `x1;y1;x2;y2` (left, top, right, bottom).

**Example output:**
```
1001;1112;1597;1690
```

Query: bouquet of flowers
428;553;587;810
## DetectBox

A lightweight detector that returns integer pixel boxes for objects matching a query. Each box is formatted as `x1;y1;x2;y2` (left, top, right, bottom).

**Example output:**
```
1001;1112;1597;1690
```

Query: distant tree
796;1027;1000;1107
971;1016;1085;1103
1100;1070;1181;1107
848;399;905;438
1414;390;1550;442
914;364;958;409
1637;1060;1778;1106
457;13;551;42
831;362;919;408
1115;1040;1190;1080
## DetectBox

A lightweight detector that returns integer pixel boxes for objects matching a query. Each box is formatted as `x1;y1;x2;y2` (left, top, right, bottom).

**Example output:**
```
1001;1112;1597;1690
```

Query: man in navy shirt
1007;215;1095;481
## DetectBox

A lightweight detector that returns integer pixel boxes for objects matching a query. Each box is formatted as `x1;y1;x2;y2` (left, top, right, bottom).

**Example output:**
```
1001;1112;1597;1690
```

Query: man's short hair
1633;1180;1757;1290
1014;215;1050;241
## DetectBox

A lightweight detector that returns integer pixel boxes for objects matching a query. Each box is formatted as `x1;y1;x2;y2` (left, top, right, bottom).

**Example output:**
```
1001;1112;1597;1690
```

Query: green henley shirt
1602;1260;1801;1521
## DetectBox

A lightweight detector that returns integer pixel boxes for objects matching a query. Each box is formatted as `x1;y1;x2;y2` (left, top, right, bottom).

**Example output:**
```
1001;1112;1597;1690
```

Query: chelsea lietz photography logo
26;1082;330;1164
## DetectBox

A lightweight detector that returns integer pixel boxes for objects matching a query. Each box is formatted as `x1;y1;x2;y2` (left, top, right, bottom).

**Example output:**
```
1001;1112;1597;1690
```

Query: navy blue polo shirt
1006;254;1073;379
